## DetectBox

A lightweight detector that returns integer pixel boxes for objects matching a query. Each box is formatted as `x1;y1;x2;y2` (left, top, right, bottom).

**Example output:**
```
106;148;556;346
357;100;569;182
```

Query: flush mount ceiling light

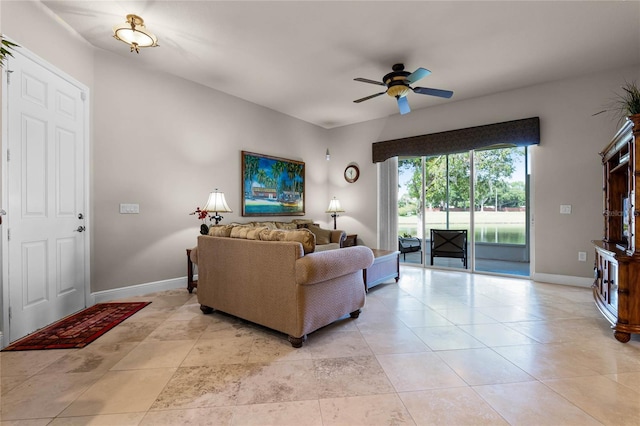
113;14;158;53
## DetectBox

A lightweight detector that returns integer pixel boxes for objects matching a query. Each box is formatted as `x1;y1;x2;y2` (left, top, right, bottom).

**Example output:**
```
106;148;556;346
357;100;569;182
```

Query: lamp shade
203;190;232;213
113;14;158;53
325;197;345;213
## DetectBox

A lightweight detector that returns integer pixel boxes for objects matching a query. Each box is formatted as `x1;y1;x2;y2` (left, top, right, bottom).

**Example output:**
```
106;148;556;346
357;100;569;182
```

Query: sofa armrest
296;246;374;285
330;230;346;245
189;246;198;264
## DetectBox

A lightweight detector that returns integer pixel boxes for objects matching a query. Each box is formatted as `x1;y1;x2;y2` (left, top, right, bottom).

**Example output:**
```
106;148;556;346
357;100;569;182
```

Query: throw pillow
230;225;252;239
292;219;315;228
258;228;316;254
275;222;298;230
259;229;287;241
250;221;277;230
230;225;268;239
246;226;267;240
284;229;316;253
208;225;234;237
307;224;331;245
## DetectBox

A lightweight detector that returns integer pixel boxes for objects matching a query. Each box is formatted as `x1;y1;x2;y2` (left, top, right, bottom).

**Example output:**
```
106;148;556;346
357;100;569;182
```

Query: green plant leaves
0;38;19;68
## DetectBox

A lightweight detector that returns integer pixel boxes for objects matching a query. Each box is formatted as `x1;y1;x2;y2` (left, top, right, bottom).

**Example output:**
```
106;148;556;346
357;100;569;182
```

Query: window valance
372;117;540;163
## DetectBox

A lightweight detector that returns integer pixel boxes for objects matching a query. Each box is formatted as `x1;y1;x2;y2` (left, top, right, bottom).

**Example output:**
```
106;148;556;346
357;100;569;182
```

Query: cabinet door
608;261;619;312
595;251;608;300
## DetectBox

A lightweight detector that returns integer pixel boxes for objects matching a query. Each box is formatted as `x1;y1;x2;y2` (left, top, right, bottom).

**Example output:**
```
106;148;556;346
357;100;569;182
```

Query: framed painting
242;151;305;216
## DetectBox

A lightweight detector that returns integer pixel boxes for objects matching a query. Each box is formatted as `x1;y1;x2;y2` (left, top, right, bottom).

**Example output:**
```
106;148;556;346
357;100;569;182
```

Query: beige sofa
195;234;374;347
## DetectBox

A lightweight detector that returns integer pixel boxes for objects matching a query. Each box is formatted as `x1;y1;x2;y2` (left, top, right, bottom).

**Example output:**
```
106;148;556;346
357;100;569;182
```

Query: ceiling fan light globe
387;85;410;98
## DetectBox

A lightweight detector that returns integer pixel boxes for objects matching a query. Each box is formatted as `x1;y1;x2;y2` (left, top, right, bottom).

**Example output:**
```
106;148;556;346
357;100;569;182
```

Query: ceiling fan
353;63;453;115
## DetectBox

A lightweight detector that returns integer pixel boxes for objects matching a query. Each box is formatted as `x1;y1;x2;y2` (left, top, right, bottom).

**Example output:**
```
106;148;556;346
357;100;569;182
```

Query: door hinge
6;69;13;85
8;307;11;322
7;149;10;162
7;228;10;241
80;91;86;102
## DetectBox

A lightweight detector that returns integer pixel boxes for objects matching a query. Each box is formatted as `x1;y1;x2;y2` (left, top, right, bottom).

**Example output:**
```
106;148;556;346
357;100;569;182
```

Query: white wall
327;65;640;280
92;51;330;292
1;1;94;87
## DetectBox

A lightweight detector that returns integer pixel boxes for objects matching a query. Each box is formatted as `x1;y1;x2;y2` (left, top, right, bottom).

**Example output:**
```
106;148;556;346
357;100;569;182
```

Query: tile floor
401;251;530;277
2;267;640;425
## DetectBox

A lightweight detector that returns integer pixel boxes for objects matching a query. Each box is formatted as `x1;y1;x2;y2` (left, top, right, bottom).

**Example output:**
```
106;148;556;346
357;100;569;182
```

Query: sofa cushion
313;243;340;252
259;228;316;254
307;224;332;245
208;225;234;237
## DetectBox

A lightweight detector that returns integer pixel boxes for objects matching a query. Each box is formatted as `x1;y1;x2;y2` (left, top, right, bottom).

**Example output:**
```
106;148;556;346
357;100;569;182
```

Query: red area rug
2;302;151;351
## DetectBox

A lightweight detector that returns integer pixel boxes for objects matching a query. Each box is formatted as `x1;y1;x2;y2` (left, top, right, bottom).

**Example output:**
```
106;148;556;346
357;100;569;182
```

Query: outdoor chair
430;229;468;268
398;237;421;261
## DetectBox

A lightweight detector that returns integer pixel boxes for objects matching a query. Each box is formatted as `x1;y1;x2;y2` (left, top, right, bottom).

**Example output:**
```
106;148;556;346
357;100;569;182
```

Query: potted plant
190;207;212;235
598;80;640;128
0;37;18;68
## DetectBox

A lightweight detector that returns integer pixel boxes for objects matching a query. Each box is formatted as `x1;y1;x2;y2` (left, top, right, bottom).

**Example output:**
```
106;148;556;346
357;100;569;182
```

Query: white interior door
5;47;89;343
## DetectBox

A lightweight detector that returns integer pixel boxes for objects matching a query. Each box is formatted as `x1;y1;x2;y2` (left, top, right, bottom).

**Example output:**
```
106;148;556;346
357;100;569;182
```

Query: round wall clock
344;165;360;183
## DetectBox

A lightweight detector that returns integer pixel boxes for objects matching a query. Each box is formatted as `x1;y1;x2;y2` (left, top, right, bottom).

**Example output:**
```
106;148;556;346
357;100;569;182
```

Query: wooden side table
342;234;358;247
186;248;197;293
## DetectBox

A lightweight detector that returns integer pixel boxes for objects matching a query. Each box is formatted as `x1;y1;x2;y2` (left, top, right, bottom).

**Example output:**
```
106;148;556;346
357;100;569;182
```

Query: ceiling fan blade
353;92;386;103
406;67;431;85
413;87;454;99
397;96;411;115
354;77;386;87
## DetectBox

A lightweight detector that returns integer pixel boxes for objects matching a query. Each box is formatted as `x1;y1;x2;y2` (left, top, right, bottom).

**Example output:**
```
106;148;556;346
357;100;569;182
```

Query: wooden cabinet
593;115;640;343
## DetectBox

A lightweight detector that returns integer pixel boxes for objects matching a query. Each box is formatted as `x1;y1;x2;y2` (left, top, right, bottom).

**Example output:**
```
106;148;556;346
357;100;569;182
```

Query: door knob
75;226;86;232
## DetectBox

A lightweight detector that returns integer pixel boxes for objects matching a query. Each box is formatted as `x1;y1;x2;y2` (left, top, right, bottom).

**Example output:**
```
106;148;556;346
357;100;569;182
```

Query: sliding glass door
424;153;471;270
397;146;530;276
473;147;529;275
398;157;424;264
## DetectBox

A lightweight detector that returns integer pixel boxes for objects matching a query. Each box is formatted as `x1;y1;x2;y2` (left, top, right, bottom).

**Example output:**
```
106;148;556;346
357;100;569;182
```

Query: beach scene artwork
242;151;305;216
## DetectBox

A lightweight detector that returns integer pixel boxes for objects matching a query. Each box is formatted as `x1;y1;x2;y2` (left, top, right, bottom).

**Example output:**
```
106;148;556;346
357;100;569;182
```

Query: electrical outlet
560;204;572;214
578;251;587;262
119;203;139;214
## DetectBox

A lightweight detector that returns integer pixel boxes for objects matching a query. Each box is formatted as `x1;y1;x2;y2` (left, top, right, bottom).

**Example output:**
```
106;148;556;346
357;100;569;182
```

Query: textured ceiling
41;1;640;129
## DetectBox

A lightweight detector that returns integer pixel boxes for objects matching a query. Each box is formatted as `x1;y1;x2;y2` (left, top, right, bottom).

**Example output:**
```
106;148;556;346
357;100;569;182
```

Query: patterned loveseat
192;225;373;347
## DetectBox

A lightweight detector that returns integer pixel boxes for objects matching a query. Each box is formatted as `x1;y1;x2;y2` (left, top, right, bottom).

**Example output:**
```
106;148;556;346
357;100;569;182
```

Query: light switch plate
560;204;572;214
120;203;139;214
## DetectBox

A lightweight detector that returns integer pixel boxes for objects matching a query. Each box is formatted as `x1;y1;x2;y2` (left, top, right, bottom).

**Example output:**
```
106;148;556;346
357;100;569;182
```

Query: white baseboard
92;276;190;304
533;273;593;288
